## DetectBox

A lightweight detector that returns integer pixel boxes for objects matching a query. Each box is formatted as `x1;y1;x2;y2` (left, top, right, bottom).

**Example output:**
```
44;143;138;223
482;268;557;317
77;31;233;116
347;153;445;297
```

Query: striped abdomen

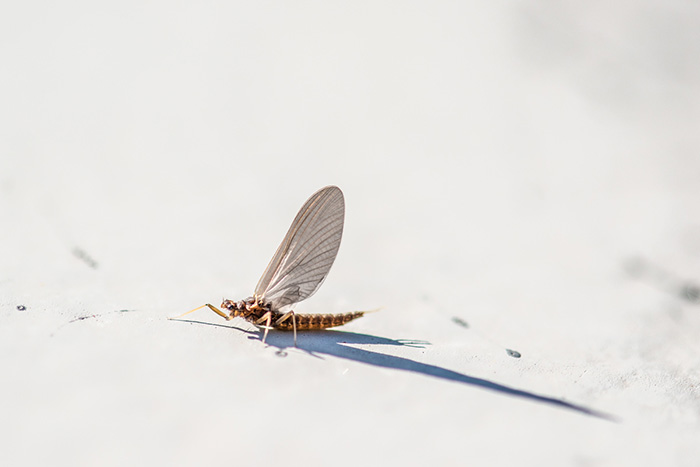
274;311;365;331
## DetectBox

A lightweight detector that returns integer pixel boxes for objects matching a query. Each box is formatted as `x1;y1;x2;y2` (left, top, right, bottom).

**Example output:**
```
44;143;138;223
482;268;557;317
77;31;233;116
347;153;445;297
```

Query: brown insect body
177;186;369;346
222;297;364;331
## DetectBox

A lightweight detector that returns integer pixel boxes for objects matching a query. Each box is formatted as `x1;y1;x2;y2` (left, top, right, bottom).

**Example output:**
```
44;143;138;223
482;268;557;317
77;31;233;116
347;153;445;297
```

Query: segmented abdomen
274;311;364;331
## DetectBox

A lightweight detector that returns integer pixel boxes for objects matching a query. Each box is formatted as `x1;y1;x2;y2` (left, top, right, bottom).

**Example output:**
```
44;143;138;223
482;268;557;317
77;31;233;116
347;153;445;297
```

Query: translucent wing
254;185;345;309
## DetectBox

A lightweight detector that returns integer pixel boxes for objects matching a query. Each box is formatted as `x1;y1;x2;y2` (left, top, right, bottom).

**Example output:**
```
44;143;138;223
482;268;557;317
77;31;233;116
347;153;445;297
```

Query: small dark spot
682;284;700;303
452;317;469;328
17;305;26;311
506;349;521;358
70;315;96;323
72;247;98;269
275;350;288;358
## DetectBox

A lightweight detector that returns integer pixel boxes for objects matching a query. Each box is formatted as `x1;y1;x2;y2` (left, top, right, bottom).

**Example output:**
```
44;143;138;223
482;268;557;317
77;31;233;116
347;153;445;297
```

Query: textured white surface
1;2;699;466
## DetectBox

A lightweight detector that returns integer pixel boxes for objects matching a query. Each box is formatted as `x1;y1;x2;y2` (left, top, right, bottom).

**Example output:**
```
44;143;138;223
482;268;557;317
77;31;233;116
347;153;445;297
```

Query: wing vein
253;186;345;309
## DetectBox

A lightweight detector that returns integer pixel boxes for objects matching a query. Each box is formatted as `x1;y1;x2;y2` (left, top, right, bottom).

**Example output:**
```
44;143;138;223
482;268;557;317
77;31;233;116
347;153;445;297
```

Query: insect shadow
173;318;616;421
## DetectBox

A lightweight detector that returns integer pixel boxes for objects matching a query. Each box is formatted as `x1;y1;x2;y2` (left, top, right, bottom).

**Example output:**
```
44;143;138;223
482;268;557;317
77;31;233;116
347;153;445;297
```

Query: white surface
1;1;699;466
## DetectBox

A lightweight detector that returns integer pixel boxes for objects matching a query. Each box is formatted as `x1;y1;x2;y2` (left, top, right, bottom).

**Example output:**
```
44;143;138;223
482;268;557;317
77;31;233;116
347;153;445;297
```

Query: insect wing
255;186;345;309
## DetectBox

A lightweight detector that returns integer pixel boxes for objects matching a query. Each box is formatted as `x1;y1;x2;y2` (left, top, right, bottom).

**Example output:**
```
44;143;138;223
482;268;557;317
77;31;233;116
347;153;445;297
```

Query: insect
176;185;366;346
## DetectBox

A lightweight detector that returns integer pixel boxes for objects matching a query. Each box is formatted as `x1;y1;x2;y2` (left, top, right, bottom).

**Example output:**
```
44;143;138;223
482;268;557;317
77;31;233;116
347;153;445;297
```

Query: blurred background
1;1;699;466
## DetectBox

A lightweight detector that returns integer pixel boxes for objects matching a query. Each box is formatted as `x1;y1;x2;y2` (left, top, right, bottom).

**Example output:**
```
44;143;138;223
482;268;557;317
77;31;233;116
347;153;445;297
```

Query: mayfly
174;185;365;346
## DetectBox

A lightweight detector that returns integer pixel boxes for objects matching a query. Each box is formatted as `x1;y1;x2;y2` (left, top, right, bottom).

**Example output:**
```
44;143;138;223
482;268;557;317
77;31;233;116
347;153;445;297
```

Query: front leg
275;311;297;347
255;311;273;344
169;303;232;321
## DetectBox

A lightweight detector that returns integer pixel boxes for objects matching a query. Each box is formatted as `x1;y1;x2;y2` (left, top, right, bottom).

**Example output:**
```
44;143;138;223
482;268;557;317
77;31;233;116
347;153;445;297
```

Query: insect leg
255;311;273;344
275;311;298;347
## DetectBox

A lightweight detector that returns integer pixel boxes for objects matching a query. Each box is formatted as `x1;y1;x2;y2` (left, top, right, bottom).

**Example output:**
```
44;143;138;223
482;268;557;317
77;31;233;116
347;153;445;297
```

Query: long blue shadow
173;319;616;421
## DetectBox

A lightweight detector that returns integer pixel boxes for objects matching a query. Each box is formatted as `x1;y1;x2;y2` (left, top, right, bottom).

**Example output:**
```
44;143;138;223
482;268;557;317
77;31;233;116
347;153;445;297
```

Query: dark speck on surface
72;247;98;269
506;349;521;358
17;305;26;311
452;317;469;328
683;284;700;303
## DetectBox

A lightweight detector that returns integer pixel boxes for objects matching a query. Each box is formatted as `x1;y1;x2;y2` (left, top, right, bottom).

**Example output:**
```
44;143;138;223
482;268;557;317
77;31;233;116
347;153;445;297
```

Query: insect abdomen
275;311;364;331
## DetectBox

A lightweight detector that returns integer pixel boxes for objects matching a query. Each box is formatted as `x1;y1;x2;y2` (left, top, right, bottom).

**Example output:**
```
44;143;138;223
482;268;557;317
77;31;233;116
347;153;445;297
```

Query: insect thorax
221;297;273;323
